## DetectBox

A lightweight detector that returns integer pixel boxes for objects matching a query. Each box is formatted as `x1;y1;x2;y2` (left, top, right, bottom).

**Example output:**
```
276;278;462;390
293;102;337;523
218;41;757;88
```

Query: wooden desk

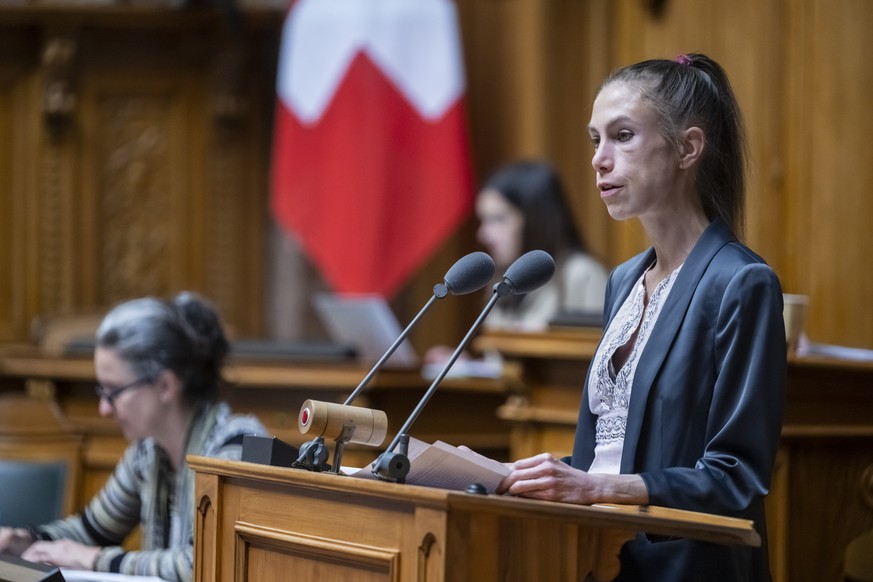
474;330;873;582
475;328;599;459
0;349;511;514
190;455;760;582
5;336;873;581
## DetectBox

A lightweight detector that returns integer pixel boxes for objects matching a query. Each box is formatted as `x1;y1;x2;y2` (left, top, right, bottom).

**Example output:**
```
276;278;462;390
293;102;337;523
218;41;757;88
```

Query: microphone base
291;437;331;472
371;450;410;483
371;433;411;483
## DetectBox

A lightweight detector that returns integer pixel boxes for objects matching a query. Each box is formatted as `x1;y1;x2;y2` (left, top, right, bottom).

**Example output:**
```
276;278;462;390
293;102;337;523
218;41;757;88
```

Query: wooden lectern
191;456;760;581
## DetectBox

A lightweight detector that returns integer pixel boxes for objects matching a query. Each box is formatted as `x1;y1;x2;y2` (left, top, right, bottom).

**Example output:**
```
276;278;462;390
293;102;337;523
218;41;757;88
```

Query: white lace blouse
586;263;683;474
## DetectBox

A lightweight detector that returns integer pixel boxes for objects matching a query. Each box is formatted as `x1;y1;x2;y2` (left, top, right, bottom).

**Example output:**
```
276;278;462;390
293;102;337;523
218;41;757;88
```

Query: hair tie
675;54;693;66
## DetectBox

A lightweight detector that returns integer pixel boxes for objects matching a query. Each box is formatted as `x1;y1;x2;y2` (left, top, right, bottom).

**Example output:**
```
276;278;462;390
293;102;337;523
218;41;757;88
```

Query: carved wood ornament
42;30;79;130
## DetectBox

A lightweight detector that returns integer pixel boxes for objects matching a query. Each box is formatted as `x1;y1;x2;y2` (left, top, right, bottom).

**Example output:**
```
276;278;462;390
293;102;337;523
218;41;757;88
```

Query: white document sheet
348;437;510;493
61;571;171;582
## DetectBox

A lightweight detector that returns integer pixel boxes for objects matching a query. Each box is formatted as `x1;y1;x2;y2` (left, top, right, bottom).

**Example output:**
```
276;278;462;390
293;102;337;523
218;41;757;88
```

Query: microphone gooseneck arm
385;291;500;455
293;293;438;473
294;251;496;473
372;291;502;483
343;294;438;406
345;250;494;405
371;249;555;483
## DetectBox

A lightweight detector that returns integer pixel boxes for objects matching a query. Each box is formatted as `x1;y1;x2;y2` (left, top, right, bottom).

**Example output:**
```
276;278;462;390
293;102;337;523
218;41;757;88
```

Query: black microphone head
499;250;555;296
434;252;495;297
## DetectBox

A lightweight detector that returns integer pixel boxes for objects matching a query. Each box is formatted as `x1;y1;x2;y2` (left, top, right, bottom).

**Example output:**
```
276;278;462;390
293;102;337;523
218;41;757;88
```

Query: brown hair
601;53;748;238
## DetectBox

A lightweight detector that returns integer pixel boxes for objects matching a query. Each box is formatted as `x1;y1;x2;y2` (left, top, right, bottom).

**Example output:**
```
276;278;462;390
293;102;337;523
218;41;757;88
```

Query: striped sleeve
37;443;147;546
100;410;268;582
97;545;193;582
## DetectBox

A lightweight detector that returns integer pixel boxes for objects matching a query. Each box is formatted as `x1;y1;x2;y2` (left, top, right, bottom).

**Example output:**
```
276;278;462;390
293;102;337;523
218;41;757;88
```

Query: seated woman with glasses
0;292;268;582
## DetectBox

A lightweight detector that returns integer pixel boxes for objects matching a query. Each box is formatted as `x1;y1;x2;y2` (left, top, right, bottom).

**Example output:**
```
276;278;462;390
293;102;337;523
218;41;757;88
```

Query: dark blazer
570;219;786;581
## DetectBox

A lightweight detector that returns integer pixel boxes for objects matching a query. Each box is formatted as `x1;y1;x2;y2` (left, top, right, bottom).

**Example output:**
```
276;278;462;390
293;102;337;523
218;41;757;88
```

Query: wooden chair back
0;393;83;517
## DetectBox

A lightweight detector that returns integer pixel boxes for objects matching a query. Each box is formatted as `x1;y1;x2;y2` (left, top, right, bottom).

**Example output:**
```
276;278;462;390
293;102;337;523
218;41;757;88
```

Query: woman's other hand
0;526;34;556
21;539;102;570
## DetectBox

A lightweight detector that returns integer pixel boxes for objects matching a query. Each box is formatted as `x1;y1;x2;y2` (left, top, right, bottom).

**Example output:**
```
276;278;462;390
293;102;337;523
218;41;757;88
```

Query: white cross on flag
271;0;474;297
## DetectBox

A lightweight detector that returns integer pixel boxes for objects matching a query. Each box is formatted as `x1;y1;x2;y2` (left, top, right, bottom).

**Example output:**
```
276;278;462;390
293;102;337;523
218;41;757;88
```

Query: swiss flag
271;0;474;297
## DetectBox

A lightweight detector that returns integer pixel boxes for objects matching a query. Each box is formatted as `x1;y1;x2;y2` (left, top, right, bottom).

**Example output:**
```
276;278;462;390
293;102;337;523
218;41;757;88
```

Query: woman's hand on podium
496;453;650;506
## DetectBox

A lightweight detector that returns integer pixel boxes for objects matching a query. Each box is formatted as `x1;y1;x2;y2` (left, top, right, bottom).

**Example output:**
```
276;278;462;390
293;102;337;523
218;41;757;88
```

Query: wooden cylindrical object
298;399;388;446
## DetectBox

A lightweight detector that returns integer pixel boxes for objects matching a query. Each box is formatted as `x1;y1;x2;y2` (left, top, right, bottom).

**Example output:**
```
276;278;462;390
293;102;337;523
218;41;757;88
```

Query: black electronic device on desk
229;339;356;363
549;309;603;329
0;552;64;582
64;338;357;363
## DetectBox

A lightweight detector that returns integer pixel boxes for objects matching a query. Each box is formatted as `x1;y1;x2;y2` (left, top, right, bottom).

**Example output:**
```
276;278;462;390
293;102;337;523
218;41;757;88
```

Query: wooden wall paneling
75;16;232;307
9;38;44;343
204;40;251;335
459;0;595;172
38;30;84;320
17;55;43;344
782;0;812;301
516;0;551;155
185;75;210;316
77;28;166;305
542;0;614;269
201;29;280;337
786;0;873;348
0;29;74;340
459;0;539;176
80;74;191;305
0;69;23;341
246;26;285;337
0;10;285;345
713;1;786;273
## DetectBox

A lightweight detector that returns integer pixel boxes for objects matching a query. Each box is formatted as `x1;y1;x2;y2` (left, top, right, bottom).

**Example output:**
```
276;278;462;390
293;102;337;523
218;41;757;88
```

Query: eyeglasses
95;377;151;407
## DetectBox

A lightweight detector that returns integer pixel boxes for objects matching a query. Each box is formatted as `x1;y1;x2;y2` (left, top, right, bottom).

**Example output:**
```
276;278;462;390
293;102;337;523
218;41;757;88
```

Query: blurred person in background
476;159;608;331
0;292;268;582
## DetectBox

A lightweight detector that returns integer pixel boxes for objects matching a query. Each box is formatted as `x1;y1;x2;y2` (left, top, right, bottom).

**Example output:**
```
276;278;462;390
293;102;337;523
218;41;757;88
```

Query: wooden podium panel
190;456;759;582
475;329;873;582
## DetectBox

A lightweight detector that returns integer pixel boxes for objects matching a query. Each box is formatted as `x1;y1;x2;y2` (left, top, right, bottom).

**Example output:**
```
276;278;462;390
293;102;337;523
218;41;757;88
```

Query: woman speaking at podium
0;292;267;581
496;54;786;581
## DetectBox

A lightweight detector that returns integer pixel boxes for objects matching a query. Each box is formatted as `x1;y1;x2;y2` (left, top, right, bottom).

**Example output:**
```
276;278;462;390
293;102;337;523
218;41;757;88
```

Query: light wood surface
4;331;873;580
475;329;873;582
0;348;513;513
190;455;759;582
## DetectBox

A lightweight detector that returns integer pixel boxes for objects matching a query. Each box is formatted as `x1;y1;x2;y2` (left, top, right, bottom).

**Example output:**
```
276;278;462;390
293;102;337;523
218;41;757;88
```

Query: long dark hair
483;159;588;258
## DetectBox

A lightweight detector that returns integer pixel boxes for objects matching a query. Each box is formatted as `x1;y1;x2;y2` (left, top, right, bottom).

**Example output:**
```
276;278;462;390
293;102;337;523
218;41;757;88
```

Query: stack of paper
347;437;510;493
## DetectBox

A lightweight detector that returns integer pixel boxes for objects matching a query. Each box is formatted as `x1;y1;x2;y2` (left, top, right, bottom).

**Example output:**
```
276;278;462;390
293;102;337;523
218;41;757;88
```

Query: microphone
494;249;556;296
371;250;555;482
292;251;496;473
434;250;497;297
